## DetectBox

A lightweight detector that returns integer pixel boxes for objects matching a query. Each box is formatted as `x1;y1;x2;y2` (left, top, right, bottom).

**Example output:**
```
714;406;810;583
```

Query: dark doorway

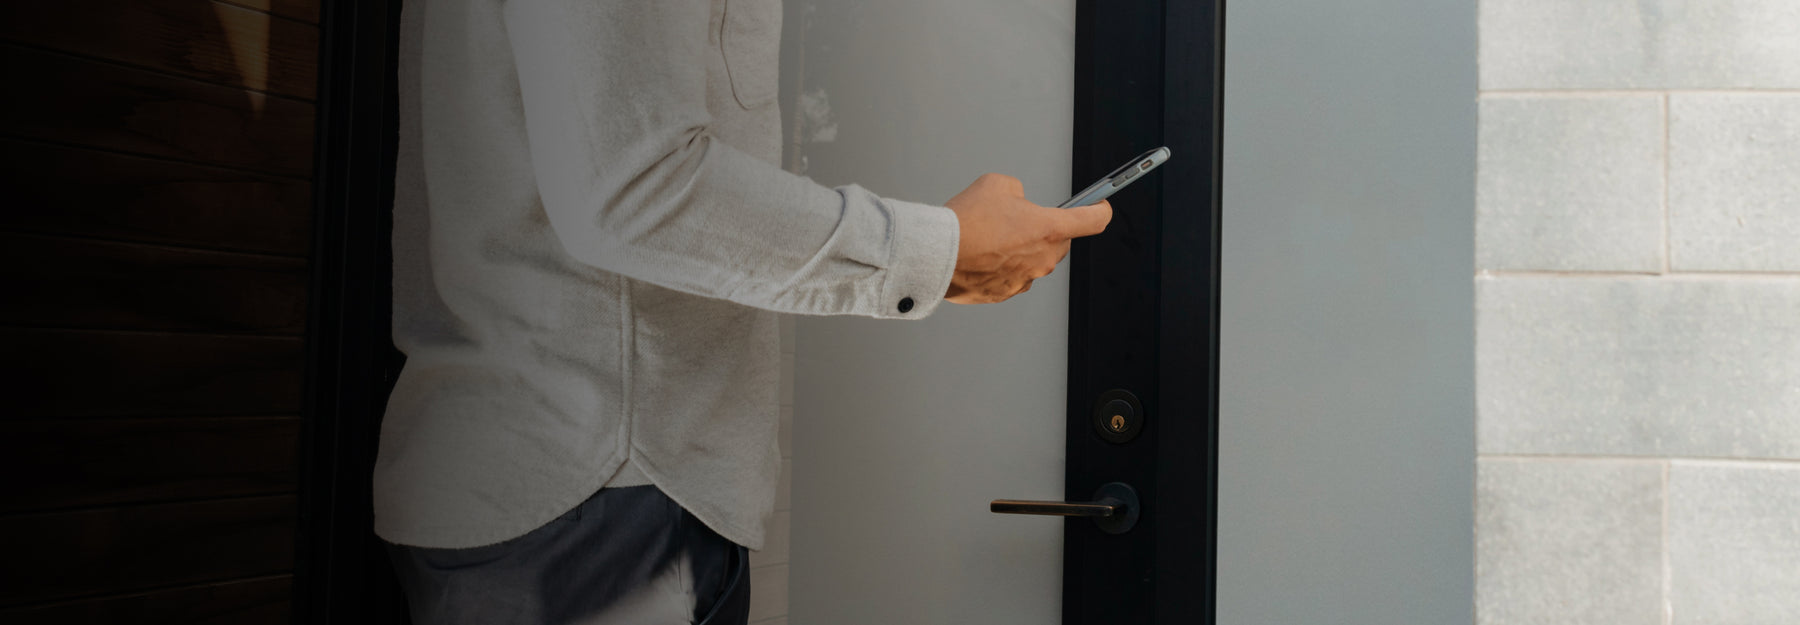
295;0;408;622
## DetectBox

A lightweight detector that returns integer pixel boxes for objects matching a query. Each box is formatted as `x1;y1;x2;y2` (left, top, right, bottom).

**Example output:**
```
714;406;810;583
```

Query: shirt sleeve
501;0;959;319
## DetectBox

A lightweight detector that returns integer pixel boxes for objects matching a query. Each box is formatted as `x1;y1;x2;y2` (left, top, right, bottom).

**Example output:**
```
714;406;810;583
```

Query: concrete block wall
1477;2;1800;624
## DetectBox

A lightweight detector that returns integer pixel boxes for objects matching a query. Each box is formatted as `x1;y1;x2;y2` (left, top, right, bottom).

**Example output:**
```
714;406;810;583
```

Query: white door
779;0;1479;623
781;1;1077;623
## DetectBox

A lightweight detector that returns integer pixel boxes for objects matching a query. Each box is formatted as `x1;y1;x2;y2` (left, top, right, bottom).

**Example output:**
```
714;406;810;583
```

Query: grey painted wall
1215;1;1477;624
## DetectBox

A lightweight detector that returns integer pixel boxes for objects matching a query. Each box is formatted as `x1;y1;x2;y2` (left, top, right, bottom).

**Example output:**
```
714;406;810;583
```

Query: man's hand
944;173;1113;304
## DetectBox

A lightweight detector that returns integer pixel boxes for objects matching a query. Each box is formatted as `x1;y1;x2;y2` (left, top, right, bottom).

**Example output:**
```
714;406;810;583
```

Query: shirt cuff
875;198;960;319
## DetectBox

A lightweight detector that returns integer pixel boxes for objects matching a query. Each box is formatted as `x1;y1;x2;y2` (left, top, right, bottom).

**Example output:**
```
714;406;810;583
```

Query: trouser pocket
695;544;750;625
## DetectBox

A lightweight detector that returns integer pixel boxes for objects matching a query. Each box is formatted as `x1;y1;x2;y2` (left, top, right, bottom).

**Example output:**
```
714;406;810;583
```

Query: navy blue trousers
387;486;750;625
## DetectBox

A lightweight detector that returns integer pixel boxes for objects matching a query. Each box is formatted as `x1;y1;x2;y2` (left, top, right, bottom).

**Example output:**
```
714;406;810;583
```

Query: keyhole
1093;392;1143;444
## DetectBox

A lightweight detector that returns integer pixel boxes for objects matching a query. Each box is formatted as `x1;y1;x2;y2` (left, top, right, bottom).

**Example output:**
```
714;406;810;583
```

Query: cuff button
897;297;915;313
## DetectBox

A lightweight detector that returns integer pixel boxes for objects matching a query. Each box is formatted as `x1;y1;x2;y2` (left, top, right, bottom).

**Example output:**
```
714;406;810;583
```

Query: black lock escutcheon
1091;388;1143;444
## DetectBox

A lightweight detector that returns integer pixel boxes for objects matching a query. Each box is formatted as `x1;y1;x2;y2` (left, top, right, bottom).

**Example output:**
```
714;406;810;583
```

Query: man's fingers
1054;201;1113;238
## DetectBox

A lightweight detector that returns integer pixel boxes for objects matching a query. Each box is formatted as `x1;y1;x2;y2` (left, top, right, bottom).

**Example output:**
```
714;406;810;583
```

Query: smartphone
1057;147;1172;208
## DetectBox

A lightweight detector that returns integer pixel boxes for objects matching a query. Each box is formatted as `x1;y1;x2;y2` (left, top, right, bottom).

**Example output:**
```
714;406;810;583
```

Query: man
376;1;1113;623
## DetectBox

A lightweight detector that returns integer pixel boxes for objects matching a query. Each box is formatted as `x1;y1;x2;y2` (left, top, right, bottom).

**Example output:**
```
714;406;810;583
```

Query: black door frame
295;0;408;622
1066;1;1223;623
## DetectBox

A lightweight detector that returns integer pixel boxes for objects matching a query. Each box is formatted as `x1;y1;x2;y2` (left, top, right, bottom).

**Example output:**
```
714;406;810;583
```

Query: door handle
989;499;1121;517
990;482;1140;534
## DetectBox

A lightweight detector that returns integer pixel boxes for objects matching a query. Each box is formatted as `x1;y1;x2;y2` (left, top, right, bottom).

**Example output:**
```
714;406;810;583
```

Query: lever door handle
990;482;1140;534
990;498;1122;518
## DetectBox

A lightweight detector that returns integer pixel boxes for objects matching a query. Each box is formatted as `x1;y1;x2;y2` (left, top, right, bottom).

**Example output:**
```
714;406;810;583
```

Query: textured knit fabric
387;485;751;625
377;0;961;550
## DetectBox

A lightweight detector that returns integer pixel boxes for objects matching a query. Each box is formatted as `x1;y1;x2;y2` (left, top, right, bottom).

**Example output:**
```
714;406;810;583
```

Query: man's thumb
1057;201;1113;238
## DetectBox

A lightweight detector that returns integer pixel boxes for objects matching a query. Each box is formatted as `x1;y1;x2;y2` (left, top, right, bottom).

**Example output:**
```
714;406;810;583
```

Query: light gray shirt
376;0;960;550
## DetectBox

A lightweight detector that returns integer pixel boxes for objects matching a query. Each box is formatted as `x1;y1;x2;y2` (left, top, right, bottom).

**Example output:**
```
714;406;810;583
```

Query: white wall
1215;0;1477;623
1476;1;1800;624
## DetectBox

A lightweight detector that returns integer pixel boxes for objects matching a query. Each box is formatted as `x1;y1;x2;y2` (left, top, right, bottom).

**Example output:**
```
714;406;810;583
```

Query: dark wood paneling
0;496;297;607
1;329;304;418
0;575;291;625
0;140;312;255
2;45;315;177
0;0;320;615
0;235;309;334
0;417;301;513
3;0;320;99
219;0;324;24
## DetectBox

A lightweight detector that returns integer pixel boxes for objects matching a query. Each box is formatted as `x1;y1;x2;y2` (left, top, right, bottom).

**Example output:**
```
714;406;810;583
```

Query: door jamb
295;0;409;622
1066;2;1224;623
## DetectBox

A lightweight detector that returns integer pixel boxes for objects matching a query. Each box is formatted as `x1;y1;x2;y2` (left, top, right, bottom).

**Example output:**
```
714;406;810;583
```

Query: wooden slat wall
4;576;292;625
0;0;319;620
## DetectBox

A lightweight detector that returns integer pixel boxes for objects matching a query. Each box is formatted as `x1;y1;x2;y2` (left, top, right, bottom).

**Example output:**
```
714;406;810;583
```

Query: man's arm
503;0;1108;316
